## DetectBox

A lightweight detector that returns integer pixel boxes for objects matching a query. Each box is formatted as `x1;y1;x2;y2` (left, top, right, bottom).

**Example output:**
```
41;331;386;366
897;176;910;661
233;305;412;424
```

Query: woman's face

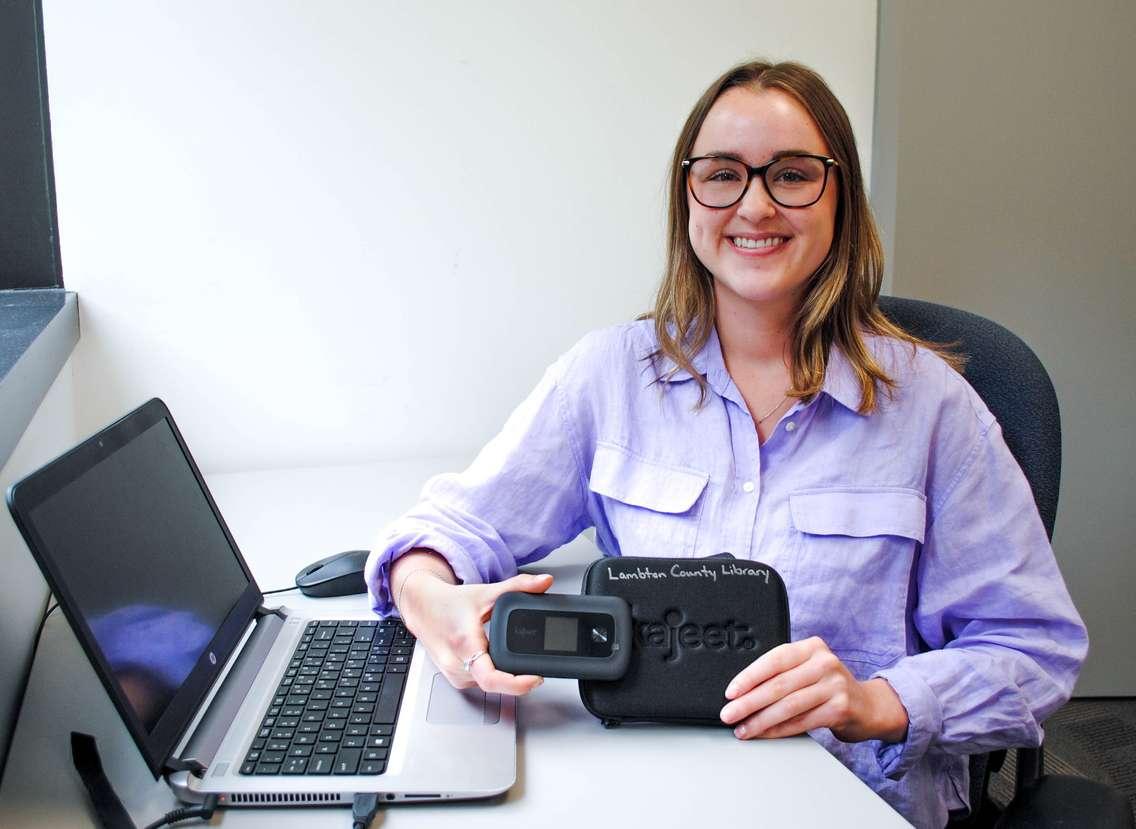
687;87;838;315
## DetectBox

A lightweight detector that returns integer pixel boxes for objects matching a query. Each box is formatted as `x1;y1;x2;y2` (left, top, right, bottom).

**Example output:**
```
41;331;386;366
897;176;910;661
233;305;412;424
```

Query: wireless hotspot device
489;593;632;680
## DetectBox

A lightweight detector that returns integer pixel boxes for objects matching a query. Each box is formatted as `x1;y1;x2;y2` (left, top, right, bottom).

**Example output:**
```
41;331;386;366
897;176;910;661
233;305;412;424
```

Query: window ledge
0;290;79;472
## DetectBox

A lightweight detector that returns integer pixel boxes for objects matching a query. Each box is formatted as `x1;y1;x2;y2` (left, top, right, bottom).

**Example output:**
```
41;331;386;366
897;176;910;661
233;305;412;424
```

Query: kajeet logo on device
636;608;757;662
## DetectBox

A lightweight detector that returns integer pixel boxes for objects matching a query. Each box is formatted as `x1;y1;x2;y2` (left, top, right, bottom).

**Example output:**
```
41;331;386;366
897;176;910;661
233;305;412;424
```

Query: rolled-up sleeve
871;419;1088;779
365;354;592;616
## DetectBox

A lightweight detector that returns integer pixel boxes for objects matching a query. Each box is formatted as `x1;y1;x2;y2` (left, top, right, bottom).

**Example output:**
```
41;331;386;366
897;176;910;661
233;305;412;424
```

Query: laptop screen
29;418;249;731
8;399;264;775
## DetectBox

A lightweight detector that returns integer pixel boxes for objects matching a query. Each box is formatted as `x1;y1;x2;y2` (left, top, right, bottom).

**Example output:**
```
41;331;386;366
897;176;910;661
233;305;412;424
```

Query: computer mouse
294;549;370;598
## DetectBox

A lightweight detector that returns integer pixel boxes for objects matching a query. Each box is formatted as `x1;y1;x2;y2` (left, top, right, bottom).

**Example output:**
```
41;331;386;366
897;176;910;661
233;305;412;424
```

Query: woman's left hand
719;636;909;743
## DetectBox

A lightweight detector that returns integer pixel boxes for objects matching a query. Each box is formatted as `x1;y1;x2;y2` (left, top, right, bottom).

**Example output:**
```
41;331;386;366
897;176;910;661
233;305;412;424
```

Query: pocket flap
589;444;708;514
789;488;926;542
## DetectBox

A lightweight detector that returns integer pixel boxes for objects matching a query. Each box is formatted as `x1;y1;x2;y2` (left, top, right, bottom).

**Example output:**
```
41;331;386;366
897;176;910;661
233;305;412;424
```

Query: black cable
261;585;301;596
141;794;219;829
34;600;59;645
352;793;382;829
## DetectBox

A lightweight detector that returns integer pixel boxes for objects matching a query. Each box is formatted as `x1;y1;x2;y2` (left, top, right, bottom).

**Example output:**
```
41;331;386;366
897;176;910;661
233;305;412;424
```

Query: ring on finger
462;650;486;673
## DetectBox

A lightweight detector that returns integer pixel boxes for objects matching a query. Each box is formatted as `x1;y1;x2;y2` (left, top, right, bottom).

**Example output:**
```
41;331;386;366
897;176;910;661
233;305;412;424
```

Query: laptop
6;398;515;807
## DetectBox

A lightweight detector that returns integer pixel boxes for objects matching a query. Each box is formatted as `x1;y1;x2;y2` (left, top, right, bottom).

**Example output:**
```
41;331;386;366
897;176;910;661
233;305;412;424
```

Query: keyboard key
374;672;406;722
364;748;388;761
282;757;308;775
261;750;285;764
254;763;281;775
333;749;361;774
370;725;393;736
308;756;333;774
359;761;385;775
241;762;257;775
342;735;366;748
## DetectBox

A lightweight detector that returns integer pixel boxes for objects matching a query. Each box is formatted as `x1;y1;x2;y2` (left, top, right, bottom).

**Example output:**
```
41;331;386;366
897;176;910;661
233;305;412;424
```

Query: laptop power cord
142;794;220;829
353;792;383;828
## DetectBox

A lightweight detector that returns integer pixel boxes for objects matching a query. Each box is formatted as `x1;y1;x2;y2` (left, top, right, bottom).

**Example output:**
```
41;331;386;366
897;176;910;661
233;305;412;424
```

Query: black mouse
295;550;370;597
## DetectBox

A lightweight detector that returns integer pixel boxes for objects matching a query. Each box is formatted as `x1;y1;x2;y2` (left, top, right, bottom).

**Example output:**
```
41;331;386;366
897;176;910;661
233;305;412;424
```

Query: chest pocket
589;443;709;558
788;487;926;664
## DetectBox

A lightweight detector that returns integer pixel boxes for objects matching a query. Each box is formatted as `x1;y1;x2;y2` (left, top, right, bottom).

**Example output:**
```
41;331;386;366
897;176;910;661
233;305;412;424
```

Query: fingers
430;618;545;696
469;651;544;696
490;572;554;598
731;684;830;739
724;637;820;700
478;573;555;623
720;654;826;725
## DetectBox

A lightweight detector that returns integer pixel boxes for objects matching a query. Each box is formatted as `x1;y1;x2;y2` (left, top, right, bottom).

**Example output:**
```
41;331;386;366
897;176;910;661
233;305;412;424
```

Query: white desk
0;459;908;827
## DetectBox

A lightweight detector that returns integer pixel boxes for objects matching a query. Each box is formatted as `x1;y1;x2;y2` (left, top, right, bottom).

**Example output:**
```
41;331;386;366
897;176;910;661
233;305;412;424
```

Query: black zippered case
578;555;790;726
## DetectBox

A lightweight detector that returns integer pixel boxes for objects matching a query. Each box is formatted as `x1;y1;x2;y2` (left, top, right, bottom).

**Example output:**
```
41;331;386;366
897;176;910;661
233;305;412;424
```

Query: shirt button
785;422;797;432
742;481;755;493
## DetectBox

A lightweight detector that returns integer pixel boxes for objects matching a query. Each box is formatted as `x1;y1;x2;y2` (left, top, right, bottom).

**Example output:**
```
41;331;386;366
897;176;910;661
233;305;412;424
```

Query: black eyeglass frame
682;153;840;209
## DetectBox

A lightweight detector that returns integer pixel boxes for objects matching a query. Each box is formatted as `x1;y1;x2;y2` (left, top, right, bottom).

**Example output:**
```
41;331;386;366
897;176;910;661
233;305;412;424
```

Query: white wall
44;0;878;472
0;360;78;776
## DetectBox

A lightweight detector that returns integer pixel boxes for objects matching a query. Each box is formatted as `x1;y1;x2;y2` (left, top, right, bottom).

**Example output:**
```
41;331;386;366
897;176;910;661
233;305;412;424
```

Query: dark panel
0;0;63;289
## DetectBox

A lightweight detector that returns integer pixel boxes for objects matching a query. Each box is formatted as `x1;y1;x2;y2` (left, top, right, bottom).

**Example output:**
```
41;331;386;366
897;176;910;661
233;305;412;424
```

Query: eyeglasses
683;154;839;209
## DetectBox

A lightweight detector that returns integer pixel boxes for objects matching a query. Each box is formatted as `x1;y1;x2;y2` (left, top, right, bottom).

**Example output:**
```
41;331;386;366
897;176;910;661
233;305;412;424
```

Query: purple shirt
366;321;1087;828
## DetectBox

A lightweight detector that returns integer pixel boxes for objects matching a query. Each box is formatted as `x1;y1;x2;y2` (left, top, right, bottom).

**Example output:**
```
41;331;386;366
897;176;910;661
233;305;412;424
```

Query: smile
731;236;787;250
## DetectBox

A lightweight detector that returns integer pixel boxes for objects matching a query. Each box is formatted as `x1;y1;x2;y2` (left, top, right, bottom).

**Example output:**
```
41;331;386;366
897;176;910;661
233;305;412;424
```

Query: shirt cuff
364;527;489;617
870;661;943;780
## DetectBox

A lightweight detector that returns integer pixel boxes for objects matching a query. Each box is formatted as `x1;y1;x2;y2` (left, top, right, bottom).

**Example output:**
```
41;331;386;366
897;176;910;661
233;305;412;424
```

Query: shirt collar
819;340;865;414
654;325;865;414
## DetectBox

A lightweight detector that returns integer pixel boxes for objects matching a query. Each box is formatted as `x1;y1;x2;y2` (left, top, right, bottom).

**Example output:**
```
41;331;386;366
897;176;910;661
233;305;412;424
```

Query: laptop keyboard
240;619;414;776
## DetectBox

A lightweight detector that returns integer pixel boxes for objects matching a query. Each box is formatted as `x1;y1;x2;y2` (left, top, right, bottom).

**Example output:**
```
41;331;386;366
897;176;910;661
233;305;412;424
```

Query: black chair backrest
878;296;1062;541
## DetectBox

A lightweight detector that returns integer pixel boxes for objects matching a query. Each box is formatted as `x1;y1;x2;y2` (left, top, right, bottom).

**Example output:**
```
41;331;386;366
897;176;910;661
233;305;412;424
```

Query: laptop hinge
256;604;287;620
169;611;289;775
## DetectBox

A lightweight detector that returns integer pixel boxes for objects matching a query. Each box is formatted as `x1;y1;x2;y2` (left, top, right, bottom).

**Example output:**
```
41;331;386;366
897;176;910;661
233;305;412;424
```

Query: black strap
70;732;137;829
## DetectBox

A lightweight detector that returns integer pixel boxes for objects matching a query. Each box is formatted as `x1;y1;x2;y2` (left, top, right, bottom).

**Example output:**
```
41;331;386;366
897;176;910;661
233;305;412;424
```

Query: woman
364;61;1087;827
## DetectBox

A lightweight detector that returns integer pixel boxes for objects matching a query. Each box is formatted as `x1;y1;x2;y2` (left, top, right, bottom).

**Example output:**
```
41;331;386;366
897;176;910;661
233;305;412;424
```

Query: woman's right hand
395;559;553;695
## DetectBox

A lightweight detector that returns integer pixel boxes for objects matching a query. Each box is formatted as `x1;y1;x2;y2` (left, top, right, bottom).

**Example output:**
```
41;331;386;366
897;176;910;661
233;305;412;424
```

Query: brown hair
646;59;963;412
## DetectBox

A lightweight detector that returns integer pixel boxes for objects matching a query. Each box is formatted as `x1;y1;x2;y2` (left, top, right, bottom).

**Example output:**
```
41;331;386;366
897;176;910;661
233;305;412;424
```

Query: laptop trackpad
426;672;501;725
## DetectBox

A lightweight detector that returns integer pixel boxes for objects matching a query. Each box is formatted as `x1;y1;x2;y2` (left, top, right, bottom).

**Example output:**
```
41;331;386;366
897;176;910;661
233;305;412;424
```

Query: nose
735;174;778;223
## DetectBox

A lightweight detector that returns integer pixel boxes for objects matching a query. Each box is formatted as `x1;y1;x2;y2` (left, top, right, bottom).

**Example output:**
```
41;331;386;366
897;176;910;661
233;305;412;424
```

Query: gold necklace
756;395;789;424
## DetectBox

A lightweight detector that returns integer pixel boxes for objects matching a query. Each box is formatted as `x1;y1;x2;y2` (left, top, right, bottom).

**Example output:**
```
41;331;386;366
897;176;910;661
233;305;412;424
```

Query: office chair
878;296;1133;829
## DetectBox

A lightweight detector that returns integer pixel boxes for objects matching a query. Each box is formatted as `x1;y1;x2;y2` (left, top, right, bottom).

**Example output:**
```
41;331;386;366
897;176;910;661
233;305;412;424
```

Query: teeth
732;236;786;249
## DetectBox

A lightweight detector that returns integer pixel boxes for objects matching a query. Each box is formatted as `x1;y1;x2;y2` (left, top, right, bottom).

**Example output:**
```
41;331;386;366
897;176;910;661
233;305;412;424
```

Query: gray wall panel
876;0;1136;693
